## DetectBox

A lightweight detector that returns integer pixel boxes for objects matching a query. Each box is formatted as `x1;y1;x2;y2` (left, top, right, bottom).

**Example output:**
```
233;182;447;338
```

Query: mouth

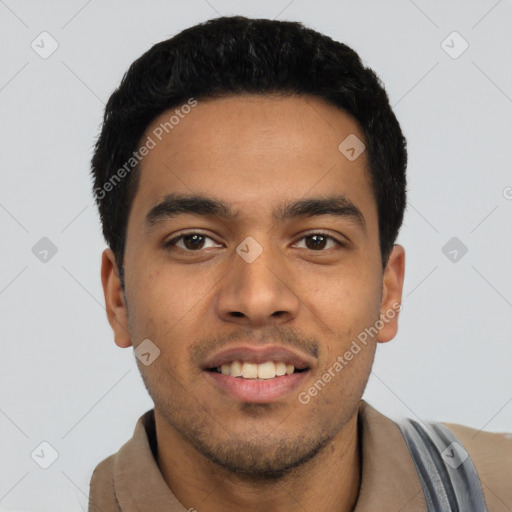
206;360;309;379
201;345;314;403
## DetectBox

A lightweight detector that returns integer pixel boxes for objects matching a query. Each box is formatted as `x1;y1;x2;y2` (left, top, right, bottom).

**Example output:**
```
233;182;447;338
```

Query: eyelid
164;230;221;248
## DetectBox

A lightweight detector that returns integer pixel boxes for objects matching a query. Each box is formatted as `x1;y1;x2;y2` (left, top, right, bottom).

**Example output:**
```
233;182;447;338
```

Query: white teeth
230;360;243;377
242;362;258;378
275;362;287;376
257;361;276;379
216;360;300;379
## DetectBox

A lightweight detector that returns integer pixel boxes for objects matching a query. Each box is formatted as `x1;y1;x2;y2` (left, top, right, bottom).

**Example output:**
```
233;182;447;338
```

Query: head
93;16;406;478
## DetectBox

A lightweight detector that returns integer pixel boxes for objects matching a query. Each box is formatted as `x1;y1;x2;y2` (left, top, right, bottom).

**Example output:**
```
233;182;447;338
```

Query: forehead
128;94;376;231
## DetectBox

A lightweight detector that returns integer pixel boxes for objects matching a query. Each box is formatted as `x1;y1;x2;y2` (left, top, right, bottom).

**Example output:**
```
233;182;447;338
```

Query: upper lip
202;344;315;371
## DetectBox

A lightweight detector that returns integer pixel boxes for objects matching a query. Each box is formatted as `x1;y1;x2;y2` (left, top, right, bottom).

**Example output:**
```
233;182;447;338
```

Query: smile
210;360;307;379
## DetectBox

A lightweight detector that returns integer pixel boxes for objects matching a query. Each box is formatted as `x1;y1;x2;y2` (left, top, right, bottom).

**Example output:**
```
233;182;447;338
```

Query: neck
154;408;361;512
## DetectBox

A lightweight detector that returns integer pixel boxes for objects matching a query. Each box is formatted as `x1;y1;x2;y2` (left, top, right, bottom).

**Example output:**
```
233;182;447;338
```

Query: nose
215;238;300;327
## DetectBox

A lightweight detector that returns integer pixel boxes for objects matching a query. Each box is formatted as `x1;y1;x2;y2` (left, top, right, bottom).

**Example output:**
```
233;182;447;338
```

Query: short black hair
91;15;407;289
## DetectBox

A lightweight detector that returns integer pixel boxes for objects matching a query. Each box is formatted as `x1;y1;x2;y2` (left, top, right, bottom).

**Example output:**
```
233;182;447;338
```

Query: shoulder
442;421;512;511
88;410;156;511
88;453;121;511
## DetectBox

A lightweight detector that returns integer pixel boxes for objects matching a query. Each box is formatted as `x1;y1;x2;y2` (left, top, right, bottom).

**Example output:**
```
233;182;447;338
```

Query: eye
164;232;222;251
293;233;344;251
164;231;345;253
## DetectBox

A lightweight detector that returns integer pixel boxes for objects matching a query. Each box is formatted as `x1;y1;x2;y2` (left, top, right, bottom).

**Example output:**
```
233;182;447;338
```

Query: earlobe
101;248;132;348
377;244;405;344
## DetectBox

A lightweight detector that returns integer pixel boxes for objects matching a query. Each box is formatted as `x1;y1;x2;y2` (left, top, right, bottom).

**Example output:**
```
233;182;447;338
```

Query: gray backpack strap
395;417;488;512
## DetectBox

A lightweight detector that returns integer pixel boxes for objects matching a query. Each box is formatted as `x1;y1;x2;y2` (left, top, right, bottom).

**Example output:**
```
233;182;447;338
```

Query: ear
101;248;132;348
377;244;405;344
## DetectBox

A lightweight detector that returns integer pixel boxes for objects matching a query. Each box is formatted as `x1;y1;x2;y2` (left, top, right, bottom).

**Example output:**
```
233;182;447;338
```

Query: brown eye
182;234;206;250
165;233;222;251
294;233;343;251
305;234;328;250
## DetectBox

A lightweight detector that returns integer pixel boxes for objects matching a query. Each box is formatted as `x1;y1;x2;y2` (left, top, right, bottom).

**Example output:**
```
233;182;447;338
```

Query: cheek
301;268;381;370
127;264;222;371
307;266;380;328
131;264;208;320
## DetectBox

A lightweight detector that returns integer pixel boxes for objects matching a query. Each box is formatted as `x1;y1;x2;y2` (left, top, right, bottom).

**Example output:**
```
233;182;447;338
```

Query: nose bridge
216;235;299;324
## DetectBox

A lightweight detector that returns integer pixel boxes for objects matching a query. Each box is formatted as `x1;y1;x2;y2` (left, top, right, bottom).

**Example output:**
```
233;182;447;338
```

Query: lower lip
205;370;310;403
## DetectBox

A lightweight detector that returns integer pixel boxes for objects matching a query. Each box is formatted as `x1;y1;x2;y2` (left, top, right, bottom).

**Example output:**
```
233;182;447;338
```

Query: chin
186;430;335;480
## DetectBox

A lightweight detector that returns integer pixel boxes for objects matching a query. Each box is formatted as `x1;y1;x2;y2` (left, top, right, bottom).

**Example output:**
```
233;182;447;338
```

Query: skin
101;94;405;512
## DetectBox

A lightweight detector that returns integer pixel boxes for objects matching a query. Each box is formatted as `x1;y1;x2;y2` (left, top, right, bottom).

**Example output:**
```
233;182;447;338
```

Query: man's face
102;94;404;476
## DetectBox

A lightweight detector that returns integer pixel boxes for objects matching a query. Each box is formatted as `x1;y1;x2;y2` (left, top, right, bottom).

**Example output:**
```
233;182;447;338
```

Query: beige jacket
88;400;512;511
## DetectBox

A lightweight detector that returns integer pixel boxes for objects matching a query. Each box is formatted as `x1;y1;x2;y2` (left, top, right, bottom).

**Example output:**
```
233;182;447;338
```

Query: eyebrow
145;193;366;232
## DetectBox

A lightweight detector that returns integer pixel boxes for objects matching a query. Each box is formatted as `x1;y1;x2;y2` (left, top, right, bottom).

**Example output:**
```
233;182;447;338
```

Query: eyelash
164;231;345;252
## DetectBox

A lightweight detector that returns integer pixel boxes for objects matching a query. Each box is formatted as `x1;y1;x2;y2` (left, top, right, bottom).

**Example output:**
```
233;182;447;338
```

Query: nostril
231;311;244;317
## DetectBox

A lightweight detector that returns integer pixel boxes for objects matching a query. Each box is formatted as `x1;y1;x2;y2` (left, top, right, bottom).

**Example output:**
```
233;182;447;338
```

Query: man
89;16;511;512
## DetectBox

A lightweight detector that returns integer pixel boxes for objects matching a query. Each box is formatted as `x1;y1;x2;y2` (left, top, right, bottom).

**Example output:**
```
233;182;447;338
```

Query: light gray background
1;0;511;510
